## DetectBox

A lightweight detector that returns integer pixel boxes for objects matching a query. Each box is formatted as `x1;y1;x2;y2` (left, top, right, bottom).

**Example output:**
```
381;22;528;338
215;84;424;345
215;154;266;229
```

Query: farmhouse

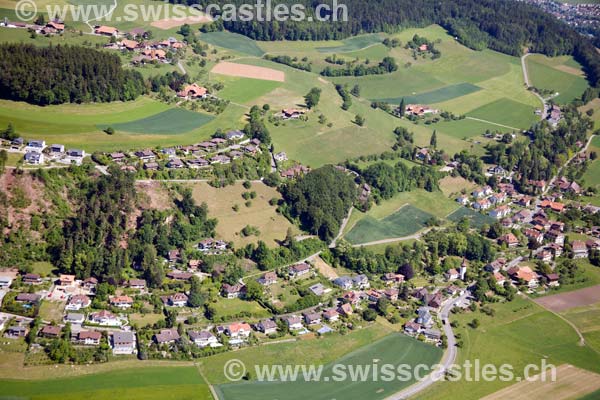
281;108;306;119
177;83;208;99
95;25;119;36
405;104;438;116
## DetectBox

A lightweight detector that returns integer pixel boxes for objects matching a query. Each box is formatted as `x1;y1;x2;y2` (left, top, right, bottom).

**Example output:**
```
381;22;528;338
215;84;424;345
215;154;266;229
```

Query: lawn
209;297;271;321
466;98;538;129
38;301;66;324
214;76;281;104
582;136;600;189
374;83;482;105
345;205;434;244
185;181;299;248
561;302;600;353
98;108;214;135
447;207;495;228
129;313;165;328
418;297;600;400
215;333;442;400
30;261;56;276
200;31;265;56
0;366;212;400
526;54;589;104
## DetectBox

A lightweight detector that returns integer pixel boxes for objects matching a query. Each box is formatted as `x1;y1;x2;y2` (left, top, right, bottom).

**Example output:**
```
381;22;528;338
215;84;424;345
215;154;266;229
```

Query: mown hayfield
375;83;481;105
345;205;433;244
185;181;298;247
200;31;265;56
315;33;384;53
560;302;600;353
0;366;212;400
418;297;600;400
214;76;281;104
526;54;589;103
210;297;270;320
98;108;214;134
582;136;600;188
447;207;495;228
466;98;538;129
215;333;442;400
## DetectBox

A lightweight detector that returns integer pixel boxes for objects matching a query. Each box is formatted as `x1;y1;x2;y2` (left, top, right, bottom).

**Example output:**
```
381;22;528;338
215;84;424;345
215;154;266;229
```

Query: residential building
154;328;180;345
161;293;189;307
257;319;278;335
112;331;136;355
572;240;589;258
226;322;252;338
76;331;102;346
221;283;246;299
66;294;91;311
189;330;220;347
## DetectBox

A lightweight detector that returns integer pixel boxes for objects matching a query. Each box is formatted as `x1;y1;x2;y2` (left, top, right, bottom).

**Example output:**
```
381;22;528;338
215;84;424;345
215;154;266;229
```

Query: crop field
316;33;384;53
375;83;482;105
0;366;212;400
345;205;434;244
526;54;589;104
447;207;495;228
418;297;600;400
199;31;265;56
560;302;600;353
215;333;442;400
185;181;298;247
214;76;281;104
481;364;600;400
98;108;214;135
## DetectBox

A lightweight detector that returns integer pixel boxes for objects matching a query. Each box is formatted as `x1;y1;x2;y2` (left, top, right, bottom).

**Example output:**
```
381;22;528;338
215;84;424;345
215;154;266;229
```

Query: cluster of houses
402;104;439;117
457;184;516;219
1;18;65;36
2;138;85;166
106;134;262;172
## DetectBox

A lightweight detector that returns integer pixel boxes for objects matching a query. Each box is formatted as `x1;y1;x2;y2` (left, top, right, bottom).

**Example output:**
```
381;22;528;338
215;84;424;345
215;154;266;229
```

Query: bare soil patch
535;285;600;312
312;255;339;279
211;62;285;82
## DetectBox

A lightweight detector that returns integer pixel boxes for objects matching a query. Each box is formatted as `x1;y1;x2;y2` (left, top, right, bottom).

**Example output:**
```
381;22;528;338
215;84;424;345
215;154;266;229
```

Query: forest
190;0;600;87
0;44;146;105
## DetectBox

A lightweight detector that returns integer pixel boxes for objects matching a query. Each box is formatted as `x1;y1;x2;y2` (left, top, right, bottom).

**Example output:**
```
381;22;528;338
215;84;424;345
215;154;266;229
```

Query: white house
112;331;136;355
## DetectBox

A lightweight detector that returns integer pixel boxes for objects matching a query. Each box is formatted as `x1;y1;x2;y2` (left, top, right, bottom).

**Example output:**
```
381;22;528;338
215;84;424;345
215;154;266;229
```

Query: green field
200;31;265;56
561;302;600;354
447;207;495;228
98;108;214;134
419;297;600;400
375;83;481;105
316;33;384;53
215;77;281;104
345;205;434;244
583;136;600;189
526;54;589;104
466;98;538;129
0;366;212;400
215;333;442;400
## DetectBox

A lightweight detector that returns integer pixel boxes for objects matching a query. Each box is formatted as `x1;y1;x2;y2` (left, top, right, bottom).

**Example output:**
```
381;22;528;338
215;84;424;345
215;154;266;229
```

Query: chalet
166;158;184;169
210;155;231;165
493;272;506;286
76;331;102;346
545;273;560;287
288;263;310;279
427;292;443;309
225;130;245;141
281;108;306;119
89;310;121;326
167;249;181;264
572;240;589;259
24;152;44;165
548;243;563;258
256;272;277;287
141;49;166;60
488;165;507;176
490;192;507;204
498;233;519;248
154;328;180;345
40;325;61;338
64;313;85;325
110;152;126;163
229;150;244;160
58;274;75;286
322;308;340;322
109;295;134;309
528;179;547;192
508;266;539;288
405;104;438;116
243;144;259;156
284;315;304;330
66;294;91;311
546;230;565;245
112;331;136;355
518;196;533;207
384;288;399;301
524;228;544;244
161;293;189;307
221;283;246;299
46;21;64;32
22;273;42;284
143;162;159;170
189;330;219;347
281;165;310;179
129;27;149;39
177;83;208;99
303;312;322;325
257;319;278;335
540;200;565;213
404;321;421;334
187;158;210;168
415;147;431;162
128;279;146;290
412;287;429;301
134;150;156;162
16;293;40;304
382;273;405;285
367;289;383;302
210;138;227;146
537;250;553;263
550;221;565;232
198;141;217;150
489;205;510;219
226;322;252;338
95;25;118;36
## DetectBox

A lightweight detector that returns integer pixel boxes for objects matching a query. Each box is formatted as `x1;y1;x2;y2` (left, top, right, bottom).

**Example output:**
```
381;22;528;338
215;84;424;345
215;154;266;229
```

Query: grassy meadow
526;54;589;104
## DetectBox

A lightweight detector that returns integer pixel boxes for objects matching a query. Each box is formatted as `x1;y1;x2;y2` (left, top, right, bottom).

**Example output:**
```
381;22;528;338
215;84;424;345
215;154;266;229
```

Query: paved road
385;290;470;400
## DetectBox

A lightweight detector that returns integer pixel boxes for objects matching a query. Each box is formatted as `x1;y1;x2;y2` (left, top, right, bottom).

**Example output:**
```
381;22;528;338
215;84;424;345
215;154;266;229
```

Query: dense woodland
193;0;600;87
0;44;146;105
